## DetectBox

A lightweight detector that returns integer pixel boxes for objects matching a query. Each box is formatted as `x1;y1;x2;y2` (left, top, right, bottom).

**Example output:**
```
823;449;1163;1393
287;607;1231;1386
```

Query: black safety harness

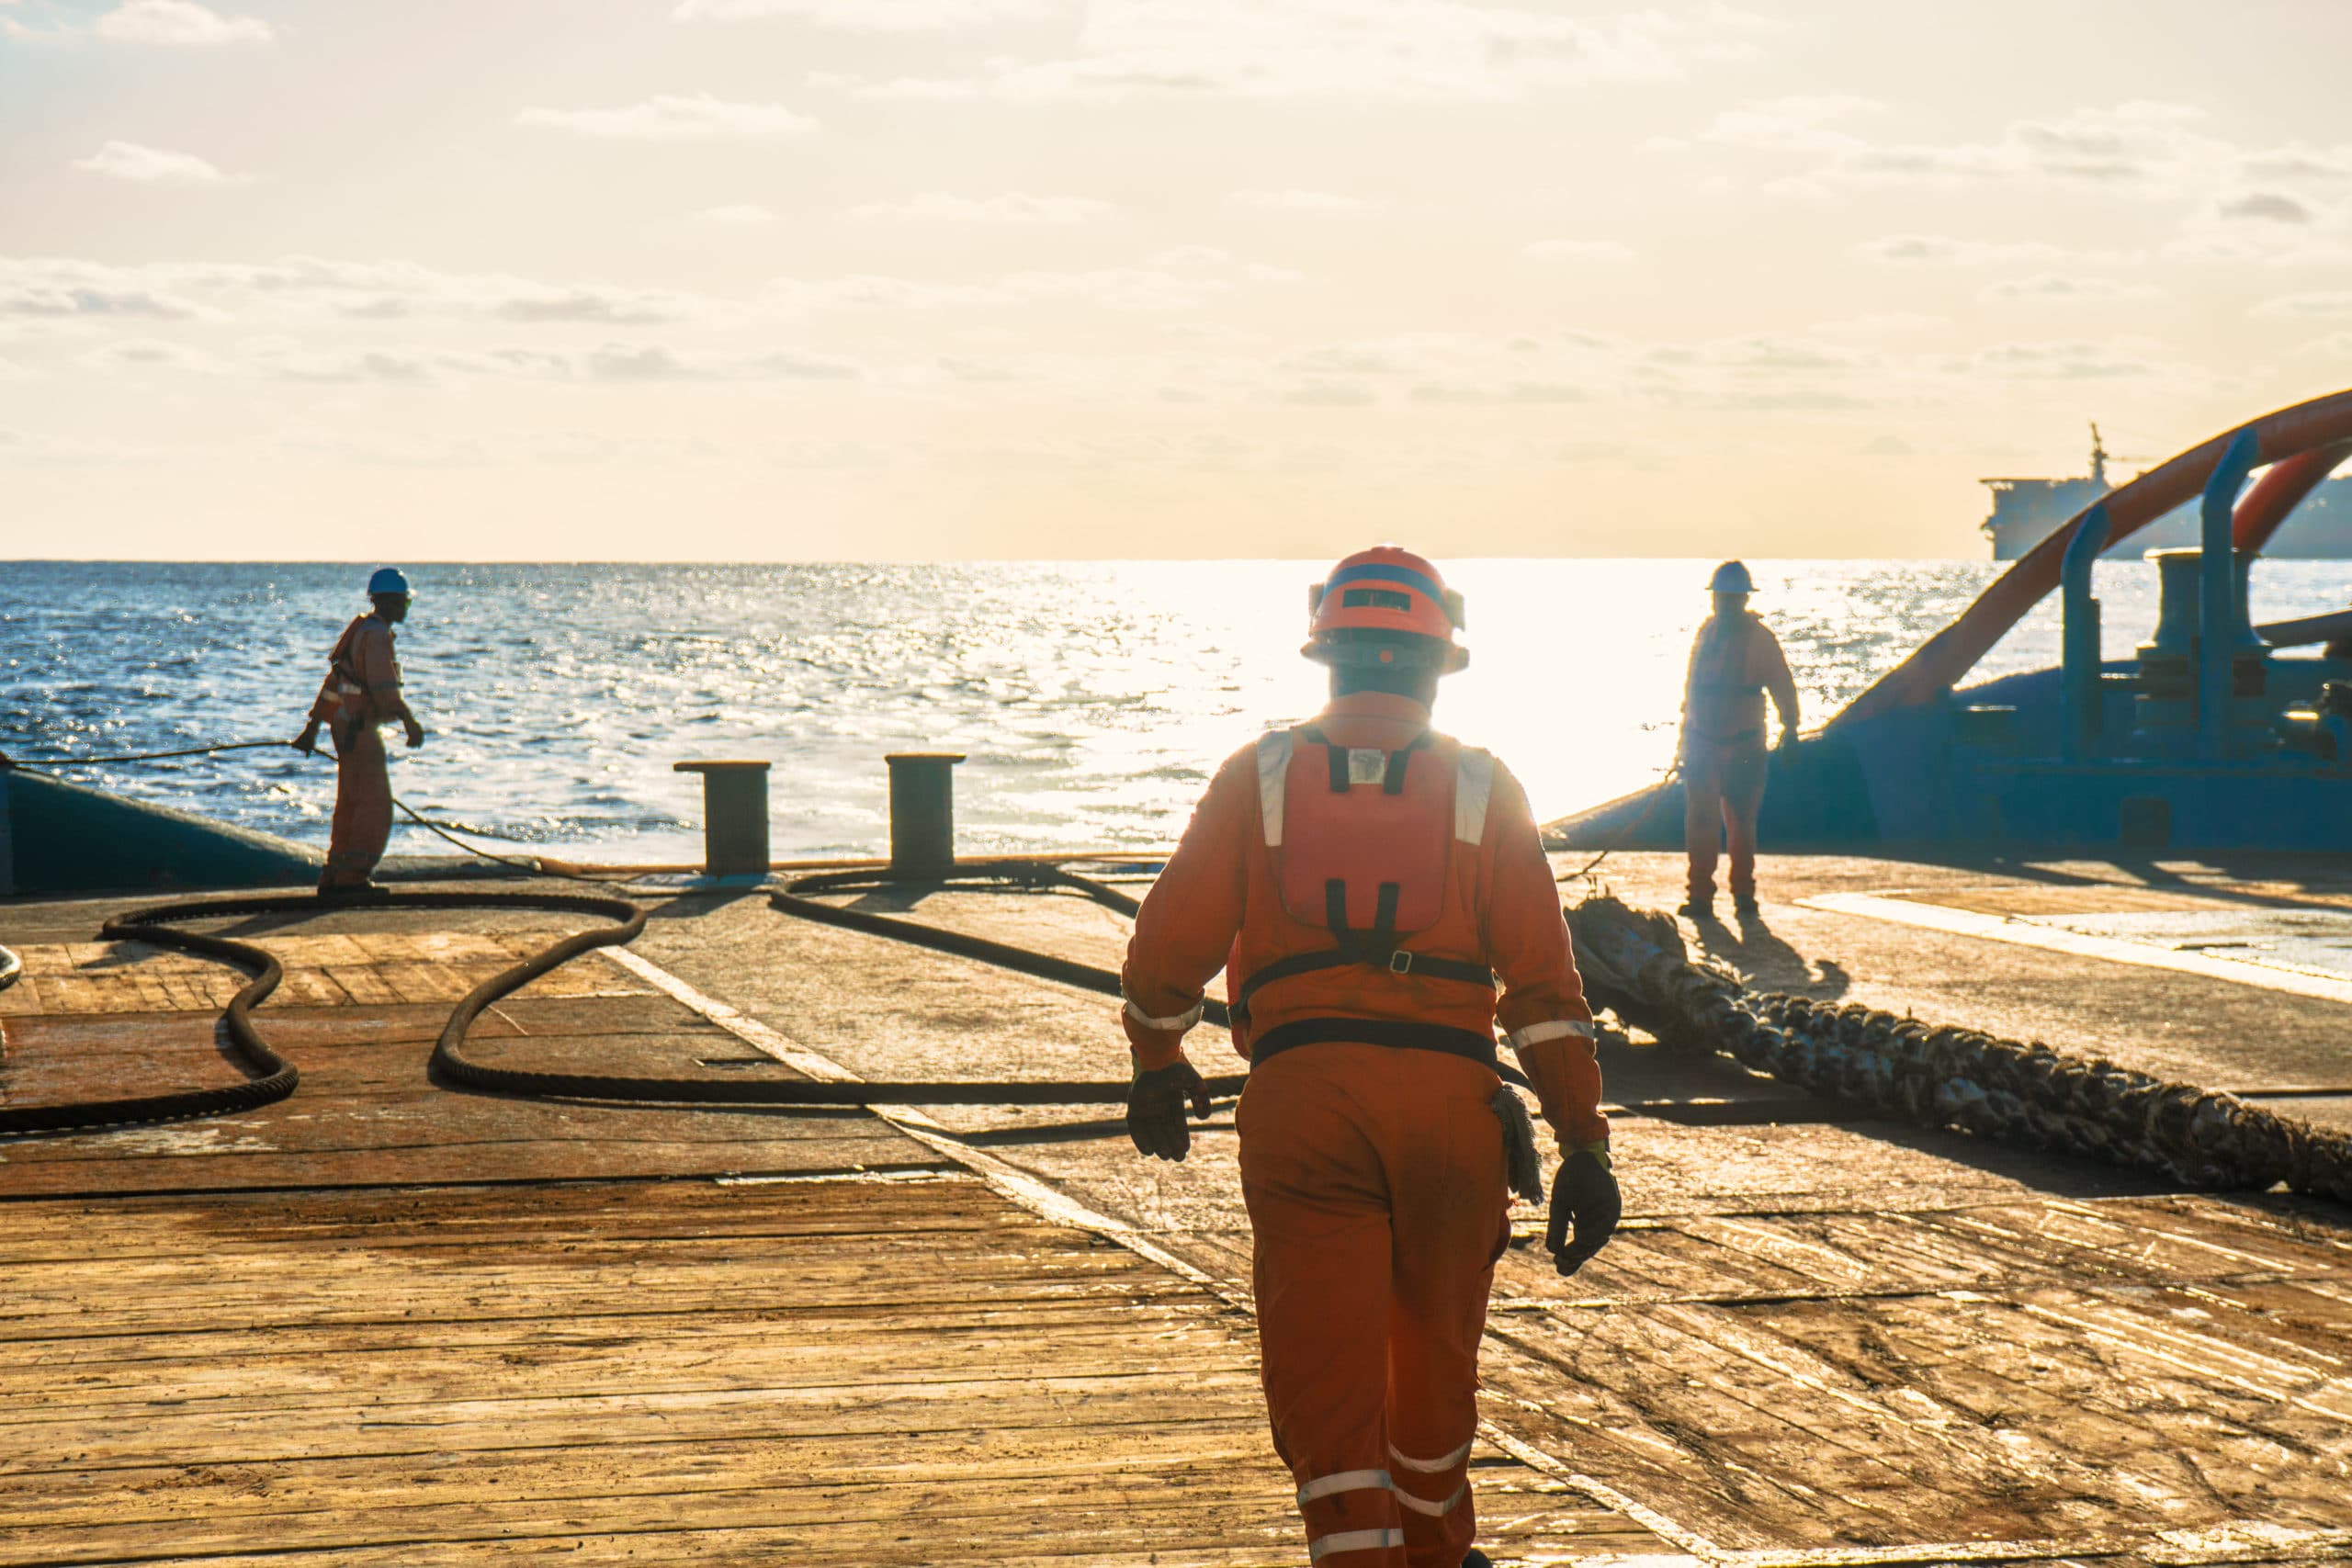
1233;727;1503;1073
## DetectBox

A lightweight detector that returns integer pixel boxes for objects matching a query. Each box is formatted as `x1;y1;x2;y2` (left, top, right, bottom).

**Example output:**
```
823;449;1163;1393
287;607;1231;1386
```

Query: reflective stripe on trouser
1680;734;1767;901
1387;1436;1472;1520
324;721;391;884
1238;1042;1507;1568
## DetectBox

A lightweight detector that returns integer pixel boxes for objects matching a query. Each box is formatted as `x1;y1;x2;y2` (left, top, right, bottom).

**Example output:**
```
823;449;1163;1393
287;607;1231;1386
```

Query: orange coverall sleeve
1481;760;1610;1148
1119;745;1254;1071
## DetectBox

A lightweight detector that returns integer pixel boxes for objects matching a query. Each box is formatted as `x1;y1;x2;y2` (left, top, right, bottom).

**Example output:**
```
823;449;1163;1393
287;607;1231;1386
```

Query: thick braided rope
1566;896;2352;1202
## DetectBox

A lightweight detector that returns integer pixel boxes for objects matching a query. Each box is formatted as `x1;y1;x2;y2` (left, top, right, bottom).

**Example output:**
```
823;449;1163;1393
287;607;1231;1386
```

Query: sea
6;559;2350;866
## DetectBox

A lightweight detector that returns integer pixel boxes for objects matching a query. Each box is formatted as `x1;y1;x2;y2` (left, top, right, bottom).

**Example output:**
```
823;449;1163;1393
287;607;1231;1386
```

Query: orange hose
1838;388;2352;725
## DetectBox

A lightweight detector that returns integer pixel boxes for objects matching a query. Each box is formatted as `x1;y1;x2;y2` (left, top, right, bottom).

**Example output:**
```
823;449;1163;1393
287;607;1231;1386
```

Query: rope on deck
1565;895;2352;1205
0;890;644;1138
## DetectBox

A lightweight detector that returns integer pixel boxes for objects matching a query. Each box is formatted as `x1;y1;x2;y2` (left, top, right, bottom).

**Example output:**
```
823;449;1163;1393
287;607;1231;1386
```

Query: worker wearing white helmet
293;567;425;894
1679;561;1798;919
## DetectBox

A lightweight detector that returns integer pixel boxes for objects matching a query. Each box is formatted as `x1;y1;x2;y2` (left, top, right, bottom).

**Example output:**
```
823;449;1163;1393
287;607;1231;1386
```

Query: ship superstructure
1983;423;2352;558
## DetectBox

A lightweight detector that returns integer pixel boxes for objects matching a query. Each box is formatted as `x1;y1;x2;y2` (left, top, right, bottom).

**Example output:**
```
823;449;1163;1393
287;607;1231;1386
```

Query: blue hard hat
1709;560;1755;594
367;567;412;597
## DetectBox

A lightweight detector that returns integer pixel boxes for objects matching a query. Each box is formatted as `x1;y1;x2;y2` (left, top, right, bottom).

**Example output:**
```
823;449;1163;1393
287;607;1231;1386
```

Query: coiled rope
1564;895;2352;1203
4;850;1529;1128
0;890;643;1138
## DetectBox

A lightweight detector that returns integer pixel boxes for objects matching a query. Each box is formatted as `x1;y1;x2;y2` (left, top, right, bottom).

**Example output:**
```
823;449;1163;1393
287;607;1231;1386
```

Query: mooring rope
1562;895;2352;1203
0;890;643;1137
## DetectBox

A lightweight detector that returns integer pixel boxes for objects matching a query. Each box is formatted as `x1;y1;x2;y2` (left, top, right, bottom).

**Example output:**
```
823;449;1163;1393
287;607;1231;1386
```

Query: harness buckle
1387;951;1414;976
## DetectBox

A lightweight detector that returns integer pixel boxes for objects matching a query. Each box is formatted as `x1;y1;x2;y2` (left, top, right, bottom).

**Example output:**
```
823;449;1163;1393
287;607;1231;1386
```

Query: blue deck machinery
1550;389;2352;854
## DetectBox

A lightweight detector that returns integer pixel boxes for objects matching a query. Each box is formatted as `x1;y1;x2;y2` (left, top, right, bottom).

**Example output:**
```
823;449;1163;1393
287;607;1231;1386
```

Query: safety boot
1461;1551;1494;1568
1676;897;1712;920
1733;894;1760;919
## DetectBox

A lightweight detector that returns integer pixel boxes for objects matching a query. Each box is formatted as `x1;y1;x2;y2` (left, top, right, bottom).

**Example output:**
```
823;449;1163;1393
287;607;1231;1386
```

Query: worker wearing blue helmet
1679;561;1797;919
293;568;426;893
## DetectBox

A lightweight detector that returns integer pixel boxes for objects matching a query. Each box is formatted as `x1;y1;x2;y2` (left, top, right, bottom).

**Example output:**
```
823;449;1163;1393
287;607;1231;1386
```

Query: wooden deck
6;870;2352;1562
0;895;1667;1565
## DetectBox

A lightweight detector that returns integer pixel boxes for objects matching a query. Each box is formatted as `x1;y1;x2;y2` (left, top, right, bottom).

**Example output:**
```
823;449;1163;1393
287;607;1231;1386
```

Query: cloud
515;95;818;141
73;141;245;186
765;246;1297;313
1979;274;2162;305
0;254;711;328
2239;146;2352;187
1695;98;2222;192
1671;93;1882;154
0;264;204;320
1410;379;1590;404
1277;382;1377;406
695;203;782;225
847;192;1114;224
1521;238;1637;263
1698;99;2352;270
1855;233;2064;266
2216;190;2314;224
93;0;270;44
833;0;1777;102
1939;338;2174;381
2256;292;2352;318
1224;189;1379;215
240;338;860;386
583;344;707;382
673;0;1046;26
79;336;228;371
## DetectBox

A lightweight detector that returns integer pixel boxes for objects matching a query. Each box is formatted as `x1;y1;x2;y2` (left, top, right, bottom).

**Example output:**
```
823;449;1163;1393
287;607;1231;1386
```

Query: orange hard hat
1304;546;1468;673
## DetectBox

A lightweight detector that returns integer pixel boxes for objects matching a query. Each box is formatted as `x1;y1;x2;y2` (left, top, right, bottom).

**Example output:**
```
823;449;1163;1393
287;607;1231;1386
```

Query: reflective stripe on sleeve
1122;997;1204;1032
1308;1529;1405;1562
1387;1436;1475;1473
1454;747;1495;844
1295;1469;1393;1507
1392;1481;1466;1517
1256;730;1295;848
1506;1019;1597;1049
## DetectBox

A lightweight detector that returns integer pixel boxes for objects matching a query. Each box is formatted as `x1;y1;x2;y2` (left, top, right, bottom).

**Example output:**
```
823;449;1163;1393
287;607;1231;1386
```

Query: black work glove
1126;1058;1212;1162
1545;1148;1621;1277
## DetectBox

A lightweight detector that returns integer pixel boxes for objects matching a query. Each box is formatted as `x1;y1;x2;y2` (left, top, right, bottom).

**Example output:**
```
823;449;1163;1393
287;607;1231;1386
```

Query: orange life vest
1684;615;1767;741
325;615;394;728
1235;725;1499;1061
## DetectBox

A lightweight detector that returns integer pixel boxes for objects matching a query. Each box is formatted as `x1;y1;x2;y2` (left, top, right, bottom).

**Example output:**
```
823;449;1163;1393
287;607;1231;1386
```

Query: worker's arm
1118;746;1252;1071
358;625;424;746
1481;760;1608;1150
296;676;334;753
1758;624;1800;741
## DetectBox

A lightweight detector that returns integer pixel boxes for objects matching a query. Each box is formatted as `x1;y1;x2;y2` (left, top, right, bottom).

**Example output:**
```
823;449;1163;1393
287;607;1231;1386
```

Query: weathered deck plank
0;1174;1667;1566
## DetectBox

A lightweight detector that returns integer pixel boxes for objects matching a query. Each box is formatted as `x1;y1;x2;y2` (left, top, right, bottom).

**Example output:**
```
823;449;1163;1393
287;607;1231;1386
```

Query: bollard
885;752;965;879
673;760;772;877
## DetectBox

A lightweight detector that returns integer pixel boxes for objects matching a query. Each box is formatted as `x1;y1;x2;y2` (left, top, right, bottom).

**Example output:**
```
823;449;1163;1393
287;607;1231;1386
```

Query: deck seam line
602;944;2333;1568
598;944;1726;1562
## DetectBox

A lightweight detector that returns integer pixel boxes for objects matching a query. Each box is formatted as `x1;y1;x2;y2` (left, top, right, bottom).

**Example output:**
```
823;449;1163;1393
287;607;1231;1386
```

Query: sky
3;0;2349;561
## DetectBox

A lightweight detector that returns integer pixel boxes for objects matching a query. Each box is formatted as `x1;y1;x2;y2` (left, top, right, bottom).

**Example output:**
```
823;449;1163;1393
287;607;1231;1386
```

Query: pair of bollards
673;752;965;878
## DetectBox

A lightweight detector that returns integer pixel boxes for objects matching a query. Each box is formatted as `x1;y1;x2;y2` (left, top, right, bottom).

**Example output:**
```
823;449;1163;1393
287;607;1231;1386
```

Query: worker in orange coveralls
293;568;424;895
1119;547;1620;1568
1678;560;1799;921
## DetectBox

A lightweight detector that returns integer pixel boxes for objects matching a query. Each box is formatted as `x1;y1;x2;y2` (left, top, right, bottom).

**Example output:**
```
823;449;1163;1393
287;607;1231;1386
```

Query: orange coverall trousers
1681;733;1767;904
1238;1043;1508;1568
323;720;392;886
